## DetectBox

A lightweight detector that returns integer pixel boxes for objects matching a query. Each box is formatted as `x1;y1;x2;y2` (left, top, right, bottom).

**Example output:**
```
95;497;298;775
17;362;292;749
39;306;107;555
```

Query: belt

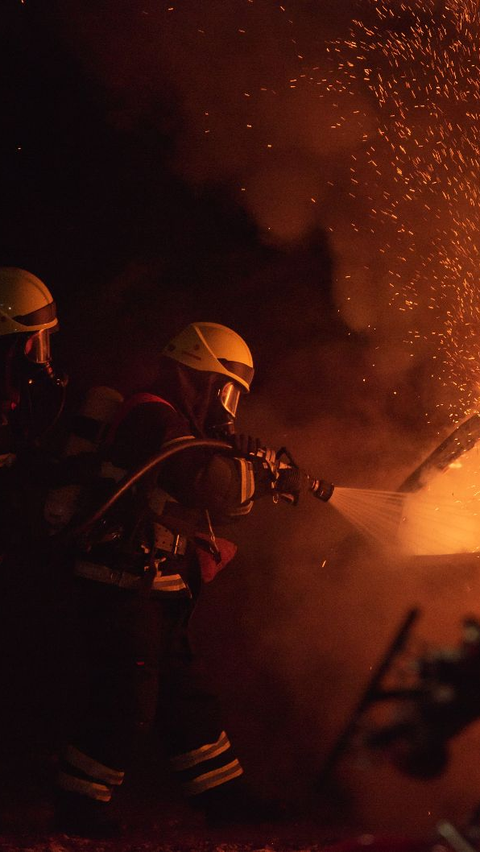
74;560;189;593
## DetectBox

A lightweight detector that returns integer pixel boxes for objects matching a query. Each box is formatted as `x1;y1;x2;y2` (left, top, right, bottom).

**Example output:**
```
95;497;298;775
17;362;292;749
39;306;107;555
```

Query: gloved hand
275;466;310;505
229;433;264;457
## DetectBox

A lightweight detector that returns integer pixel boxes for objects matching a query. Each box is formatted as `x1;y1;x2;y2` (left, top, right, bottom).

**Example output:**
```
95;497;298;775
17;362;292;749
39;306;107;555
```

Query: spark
304;0;480;422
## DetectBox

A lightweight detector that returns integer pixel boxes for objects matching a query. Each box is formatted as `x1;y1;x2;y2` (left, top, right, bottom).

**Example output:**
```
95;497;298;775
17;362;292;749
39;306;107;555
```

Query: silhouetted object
367;615;480;779
318;605;480;786
317;607;421;786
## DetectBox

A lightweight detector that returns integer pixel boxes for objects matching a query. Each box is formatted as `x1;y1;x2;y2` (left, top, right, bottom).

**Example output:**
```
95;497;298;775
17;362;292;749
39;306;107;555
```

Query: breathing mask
205;379;243;437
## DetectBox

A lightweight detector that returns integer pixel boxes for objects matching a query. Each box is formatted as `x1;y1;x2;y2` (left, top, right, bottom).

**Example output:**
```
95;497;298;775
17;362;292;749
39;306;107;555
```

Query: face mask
23;327;67;389
205;381;242;437
219;381;241;418
24;328;52;365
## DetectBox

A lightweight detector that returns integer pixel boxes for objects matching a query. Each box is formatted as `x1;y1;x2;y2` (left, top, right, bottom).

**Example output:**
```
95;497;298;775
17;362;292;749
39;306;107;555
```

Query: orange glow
399;442;480;555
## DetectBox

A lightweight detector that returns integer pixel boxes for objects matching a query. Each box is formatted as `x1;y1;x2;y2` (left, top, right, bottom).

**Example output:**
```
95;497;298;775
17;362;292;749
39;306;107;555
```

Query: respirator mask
205;379;242;438
24;326;66;387
24;328;53;368
16;326;68;440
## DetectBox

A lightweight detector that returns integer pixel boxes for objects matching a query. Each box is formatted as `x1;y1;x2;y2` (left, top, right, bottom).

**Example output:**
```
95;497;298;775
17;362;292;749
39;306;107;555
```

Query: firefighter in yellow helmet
0;268;66;824
162;321;254;435
56;322;298;837
0;266;66;549
0;266;63;462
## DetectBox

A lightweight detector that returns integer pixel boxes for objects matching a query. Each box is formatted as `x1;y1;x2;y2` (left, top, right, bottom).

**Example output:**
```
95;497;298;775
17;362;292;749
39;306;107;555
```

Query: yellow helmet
0;267;57;337
163;322;254;393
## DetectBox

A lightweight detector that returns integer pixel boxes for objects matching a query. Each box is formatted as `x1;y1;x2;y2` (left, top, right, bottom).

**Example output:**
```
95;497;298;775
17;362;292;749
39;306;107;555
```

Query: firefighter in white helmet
56;322;301;837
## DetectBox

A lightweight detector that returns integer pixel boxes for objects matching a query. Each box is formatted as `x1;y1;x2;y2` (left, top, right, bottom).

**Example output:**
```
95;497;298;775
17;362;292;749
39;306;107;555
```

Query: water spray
325;412;480;556
328;487;407;546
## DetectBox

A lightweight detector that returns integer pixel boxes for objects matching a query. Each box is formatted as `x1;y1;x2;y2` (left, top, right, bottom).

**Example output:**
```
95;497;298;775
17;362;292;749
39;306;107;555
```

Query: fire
399;442;480;555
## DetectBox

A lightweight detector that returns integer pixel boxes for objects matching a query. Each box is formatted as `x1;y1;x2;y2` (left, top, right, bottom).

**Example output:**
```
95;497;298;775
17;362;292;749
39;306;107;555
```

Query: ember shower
320;0;480;424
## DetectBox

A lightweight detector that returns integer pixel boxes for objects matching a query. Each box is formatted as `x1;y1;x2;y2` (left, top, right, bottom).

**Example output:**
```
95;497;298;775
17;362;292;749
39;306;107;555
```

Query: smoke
44;0;480;832
217;393;480;831
52;0;480;421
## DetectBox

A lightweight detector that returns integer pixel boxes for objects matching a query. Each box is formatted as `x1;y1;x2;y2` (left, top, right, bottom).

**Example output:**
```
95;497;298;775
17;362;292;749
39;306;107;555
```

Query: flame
399;442;480;554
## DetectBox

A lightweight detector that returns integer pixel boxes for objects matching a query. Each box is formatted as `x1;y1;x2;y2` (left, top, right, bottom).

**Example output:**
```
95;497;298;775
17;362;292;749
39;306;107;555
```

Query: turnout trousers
59;577;243;805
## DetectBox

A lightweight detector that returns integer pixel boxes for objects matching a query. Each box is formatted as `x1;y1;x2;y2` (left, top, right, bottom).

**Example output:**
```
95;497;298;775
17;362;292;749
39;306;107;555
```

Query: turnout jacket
71;394;273;592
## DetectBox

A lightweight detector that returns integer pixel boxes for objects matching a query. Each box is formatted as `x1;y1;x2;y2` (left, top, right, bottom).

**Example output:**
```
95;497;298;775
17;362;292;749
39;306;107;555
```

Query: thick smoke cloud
48;0;480;832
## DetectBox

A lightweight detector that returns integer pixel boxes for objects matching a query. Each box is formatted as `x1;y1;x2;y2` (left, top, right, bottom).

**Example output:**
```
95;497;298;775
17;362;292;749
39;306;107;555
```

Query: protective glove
229;433;264;458
275;466;310;505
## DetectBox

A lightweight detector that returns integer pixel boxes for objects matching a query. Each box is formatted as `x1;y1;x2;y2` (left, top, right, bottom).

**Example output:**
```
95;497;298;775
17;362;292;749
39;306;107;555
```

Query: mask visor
220;381;241;418
24;329;52;364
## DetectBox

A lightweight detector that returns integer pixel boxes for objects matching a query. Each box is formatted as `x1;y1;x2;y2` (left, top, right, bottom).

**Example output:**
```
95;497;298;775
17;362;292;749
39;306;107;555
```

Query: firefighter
0;264;65;587
55;322;304;837
0;265;61;463
0;266;66;821
0;264;65;552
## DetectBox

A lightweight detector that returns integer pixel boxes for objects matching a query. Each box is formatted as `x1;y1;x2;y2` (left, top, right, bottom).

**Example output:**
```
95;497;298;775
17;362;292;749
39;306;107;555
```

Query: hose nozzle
308;478;334;502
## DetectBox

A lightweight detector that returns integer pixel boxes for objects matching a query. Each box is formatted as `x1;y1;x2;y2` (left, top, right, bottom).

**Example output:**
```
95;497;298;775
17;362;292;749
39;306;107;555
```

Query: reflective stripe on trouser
170;730;243;796
58;745;125;802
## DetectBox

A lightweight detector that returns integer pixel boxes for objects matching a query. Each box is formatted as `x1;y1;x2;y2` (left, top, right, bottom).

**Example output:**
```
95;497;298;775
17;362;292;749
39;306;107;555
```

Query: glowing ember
305;0;480;423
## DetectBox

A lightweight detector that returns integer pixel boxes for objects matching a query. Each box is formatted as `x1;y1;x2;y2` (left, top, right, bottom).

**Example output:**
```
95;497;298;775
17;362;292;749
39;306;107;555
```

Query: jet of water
329;446;480;556
329;487;408;549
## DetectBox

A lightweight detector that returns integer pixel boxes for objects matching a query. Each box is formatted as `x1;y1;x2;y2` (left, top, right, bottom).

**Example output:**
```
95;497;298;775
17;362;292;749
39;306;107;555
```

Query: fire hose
70;437;334;542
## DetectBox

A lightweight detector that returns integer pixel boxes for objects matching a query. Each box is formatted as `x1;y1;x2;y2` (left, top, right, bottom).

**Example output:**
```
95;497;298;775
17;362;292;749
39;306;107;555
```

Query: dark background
0;0;343;399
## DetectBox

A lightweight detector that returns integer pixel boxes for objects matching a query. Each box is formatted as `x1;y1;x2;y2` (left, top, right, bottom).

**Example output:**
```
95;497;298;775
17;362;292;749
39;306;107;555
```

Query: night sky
4;0;480;835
